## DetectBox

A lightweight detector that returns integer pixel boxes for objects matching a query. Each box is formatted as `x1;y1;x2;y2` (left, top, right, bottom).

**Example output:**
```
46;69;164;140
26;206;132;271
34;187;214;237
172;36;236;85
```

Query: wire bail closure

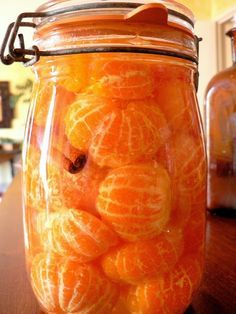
0;3;200;67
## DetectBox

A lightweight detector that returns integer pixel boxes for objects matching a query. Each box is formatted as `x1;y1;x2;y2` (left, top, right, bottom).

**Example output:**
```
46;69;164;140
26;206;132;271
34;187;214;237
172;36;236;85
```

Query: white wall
0;0;45;45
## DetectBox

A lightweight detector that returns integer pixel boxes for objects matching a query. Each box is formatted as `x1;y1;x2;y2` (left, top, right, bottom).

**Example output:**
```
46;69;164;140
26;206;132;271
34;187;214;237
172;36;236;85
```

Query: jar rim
35;0;195;33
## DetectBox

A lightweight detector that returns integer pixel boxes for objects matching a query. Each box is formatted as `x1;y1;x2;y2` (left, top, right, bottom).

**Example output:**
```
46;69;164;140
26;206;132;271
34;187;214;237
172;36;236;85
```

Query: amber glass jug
205;27;236;212
1;1;206;313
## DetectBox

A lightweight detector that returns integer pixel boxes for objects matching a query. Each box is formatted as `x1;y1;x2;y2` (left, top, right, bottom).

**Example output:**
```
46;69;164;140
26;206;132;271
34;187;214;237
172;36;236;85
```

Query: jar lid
1;0;198;67
35;0;195;34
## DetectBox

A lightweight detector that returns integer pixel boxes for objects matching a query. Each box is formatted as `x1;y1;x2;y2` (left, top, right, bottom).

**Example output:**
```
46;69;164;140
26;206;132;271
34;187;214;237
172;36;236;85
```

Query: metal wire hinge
1;14;39;67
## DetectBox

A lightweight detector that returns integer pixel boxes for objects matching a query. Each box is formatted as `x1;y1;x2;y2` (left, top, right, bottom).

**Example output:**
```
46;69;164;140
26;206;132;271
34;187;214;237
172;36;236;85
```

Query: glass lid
35;0;195;33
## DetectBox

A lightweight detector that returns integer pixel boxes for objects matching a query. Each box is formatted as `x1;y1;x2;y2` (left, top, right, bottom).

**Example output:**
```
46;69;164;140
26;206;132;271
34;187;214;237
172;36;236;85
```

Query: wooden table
0;174;235;314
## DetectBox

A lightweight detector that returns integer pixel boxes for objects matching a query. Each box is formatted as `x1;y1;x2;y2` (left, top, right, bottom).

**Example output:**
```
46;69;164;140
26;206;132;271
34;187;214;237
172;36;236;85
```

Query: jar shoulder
206;66;236;94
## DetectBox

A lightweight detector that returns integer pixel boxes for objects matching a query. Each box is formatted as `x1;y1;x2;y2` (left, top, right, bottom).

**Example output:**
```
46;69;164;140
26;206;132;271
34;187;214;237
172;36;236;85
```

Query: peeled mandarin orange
47;155;107;215
33;83;76;128
62;162;106;215
90;102;170;168
31;253;118;314
153;65;198;133
25;142;105;214
89;57;155;99
64;95;114;151
24;146;46;211
97;162;171;241
111;290;130;314
172;133;206;193
25;155;69;212
32;84;77;159
24;208;45;260
112;302;130;314
157;134;206;229
31;253;59;313
127;255;203;314
42;208;119;262
32;82;54;127
56;54;93;93
102;230;183;284
59;260;118;314
51;133;83;166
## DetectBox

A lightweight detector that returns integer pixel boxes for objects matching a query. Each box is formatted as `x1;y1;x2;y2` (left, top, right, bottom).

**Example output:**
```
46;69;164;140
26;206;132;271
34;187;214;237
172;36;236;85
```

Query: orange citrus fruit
61;160;107;215
24;144;106;214
171;133;206;228
32;81;54;127
23;146;46;211
97;162;171;241
64;95;114;151
31;253;118;314
111;290;130;314
24;207;46;261
172;133;206;193
90;101;170;168
42;208;119;262
101;230;183;284
56;54;93;93
31;253;59;313
126;255;203;314
33;83;76;127
48;151;107;215
157;133;206;229
153;64;199;133
89;56;155;99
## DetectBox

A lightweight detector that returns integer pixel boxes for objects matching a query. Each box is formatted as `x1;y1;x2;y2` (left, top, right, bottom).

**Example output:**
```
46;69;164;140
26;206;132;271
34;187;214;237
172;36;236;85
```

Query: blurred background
0;0;235;197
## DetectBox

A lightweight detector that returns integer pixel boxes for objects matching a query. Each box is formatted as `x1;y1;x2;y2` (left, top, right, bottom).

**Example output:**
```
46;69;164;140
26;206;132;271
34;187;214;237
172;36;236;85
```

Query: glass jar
2;1;206;313
205;27;236;212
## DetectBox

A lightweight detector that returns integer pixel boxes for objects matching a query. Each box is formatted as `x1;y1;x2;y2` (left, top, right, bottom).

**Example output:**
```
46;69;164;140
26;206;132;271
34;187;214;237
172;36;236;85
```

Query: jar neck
231;34;236;65
227;29;236;66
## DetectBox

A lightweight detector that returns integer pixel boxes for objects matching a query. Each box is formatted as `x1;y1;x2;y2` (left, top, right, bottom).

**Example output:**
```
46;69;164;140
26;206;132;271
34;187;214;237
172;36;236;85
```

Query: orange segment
64;95;113;151
89;57;155;99
102;230;183;284
97;162;171;241
90;102;170;168
42;208;119;262
127;255;203;314
31;253;118;314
